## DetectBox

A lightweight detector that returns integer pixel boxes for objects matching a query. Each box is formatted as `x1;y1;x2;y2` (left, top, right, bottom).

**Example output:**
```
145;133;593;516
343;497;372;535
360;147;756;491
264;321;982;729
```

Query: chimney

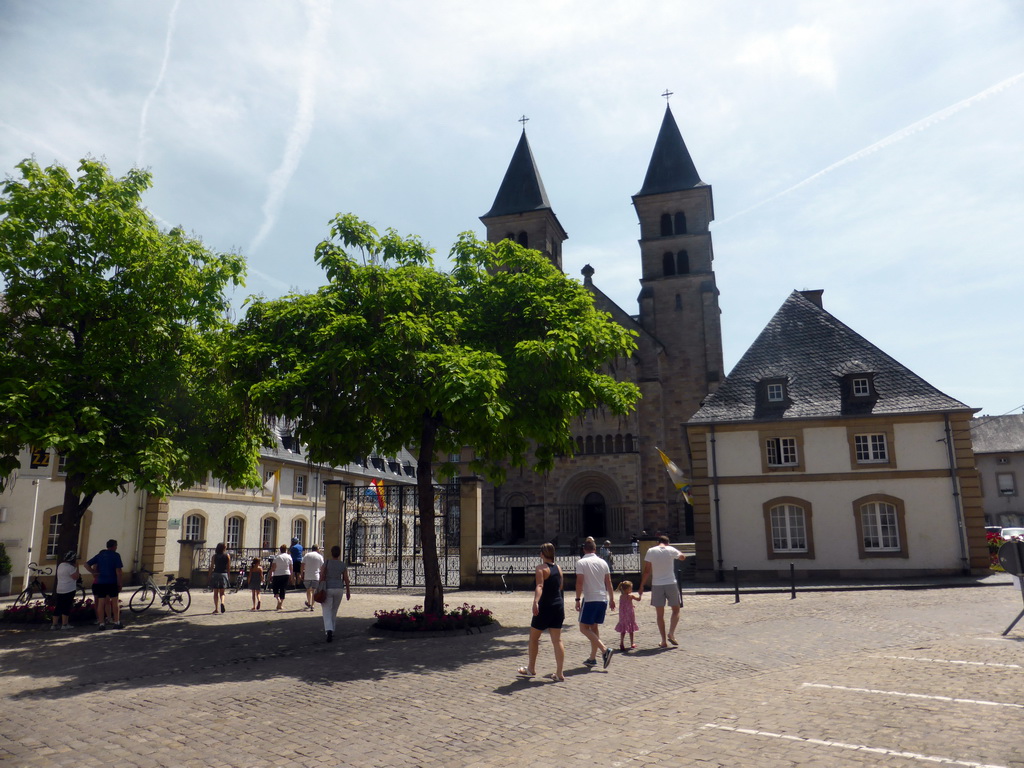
799;289;824;309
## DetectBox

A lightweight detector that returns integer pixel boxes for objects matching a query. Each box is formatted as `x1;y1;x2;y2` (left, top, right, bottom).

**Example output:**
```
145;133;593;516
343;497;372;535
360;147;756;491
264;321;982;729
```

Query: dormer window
767;383;785;402
852;377;871;397
755;377;791;417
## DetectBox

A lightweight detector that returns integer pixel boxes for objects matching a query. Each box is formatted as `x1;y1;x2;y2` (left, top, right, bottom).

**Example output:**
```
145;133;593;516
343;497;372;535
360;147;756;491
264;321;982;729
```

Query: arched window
44;508;62;560
614;434;623;453
594;435;604;453
605;435;614;453
624;433;634;452
517;231;529;248
677;250;689;274
769;504;807;552
319;519;326;549
260;517;278;550
576;436;585;454
854;495;907;557
226;516;244;550
505;232;515;242
184;513;205;541
585;435;594;454
662;252;676;276
660;214;672;236
292;518;306;546
674;211;687;234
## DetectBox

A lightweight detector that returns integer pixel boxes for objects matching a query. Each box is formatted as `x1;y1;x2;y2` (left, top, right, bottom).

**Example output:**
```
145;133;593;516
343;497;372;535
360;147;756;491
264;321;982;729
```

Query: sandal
516;667;535;678
543;673;565;682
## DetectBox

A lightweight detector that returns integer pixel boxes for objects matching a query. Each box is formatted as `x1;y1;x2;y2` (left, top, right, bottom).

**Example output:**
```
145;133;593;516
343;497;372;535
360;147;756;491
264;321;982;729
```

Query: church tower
632;104;724;503
480;128;567;270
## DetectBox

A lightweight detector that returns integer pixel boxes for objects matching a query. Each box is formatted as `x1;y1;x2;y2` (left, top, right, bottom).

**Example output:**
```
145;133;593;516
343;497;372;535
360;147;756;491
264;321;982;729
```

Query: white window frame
766;383;785;402
292;518;306;546
854;433;889;463
184;514;204;541
766;436;798;467
996;472;1016;496
769;504;807;553
261;517;278;549
45;513;61;559
226;517;243;550
860;502;900;552
295;473;307;496
852;377;871;397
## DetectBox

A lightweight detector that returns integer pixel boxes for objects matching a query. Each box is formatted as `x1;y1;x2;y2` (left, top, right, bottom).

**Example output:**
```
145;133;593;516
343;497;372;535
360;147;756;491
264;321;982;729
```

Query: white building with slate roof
970;414;1024;529
686;290;989;580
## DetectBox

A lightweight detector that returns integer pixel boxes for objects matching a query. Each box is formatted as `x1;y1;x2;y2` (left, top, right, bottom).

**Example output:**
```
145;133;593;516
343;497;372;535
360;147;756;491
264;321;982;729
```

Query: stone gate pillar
323;481;348;556
459;475;482;588
140;495;168;578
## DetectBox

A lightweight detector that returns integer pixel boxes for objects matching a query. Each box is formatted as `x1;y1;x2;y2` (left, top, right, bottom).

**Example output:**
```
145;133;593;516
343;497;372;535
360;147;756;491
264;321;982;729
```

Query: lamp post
24;478;42;587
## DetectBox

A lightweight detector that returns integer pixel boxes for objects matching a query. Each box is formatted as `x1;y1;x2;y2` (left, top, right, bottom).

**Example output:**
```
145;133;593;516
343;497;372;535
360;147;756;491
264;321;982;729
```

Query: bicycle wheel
12;588;33;607
129;586;157;613
75;583;87;605
166;589;191;613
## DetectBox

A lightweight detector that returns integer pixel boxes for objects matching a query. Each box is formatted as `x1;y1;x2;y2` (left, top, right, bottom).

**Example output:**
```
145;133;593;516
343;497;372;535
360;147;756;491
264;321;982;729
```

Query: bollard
733;566;740;603
790;562;796;599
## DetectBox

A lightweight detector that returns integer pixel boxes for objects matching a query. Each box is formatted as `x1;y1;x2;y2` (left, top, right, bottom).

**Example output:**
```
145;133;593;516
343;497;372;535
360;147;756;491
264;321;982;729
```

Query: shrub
373;603;495;632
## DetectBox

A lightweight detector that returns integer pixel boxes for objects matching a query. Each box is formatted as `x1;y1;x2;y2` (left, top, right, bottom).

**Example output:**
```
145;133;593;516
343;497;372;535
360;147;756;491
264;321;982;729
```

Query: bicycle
128;569;192;614
13;562;87;607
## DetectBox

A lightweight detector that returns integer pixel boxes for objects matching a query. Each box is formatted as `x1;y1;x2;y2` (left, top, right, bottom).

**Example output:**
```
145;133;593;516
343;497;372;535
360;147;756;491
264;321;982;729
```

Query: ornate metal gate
342;481;460;588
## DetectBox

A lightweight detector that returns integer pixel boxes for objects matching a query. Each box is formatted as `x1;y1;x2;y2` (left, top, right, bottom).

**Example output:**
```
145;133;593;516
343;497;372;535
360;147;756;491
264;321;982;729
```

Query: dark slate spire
636;104;704;196
482;130;553;218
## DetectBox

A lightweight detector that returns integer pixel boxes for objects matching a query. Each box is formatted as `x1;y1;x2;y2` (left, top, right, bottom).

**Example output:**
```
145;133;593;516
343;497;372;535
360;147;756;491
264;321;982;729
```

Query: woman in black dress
517;542;565;682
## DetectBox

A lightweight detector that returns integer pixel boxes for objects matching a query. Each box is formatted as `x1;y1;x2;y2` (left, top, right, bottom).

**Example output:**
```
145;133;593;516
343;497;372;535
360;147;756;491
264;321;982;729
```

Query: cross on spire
518;114;530;131
661;89;674;103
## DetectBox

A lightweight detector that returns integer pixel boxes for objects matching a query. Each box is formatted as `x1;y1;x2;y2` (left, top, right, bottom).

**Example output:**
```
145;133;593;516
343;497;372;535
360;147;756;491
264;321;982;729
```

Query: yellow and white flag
263;469;281;511
656;447;693;505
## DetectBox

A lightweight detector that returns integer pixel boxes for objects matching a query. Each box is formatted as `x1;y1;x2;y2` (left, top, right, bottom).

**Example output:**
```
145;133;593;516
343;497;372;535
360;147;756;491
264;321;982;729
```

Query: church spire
480;123;567;270
482;128;553;218
635;104;704;197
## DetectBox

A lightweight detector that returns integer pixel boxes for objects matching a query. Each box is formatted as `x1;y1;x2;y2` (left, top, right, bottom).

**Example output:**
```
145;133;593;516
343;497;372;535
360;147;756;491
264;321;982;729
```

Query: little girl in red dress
614;580;641;650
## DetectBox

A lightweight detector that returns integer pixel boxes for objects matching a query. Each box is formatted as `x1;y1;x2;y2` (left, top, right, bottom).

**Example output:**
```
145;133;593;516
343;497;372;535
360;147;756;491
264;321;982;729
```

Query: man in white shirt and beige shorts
638;535;686;648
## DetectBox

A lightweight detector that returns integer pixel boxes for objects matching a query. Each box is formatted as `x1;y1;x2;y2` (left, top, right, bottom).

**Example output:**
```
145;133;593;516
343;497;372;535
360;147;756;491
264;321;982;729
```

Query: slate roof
689;290;972;424
635;104;705;197
970;414;1024;453
481;130;553;218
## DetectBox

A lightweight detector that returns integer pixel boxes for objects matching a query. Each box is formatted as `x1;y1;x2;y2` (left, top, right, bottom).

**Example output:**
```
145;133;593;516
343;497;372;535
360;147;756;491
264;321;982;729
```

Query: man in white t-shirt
301;545;326;611
638;535;686;648
575;539;617;669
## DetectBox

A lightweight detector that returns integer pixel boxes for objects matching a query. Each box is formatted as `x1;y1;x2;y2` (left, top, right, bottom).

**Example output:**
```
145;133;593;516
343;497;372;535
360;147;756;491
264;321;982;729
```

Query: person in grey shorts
638;535;686;648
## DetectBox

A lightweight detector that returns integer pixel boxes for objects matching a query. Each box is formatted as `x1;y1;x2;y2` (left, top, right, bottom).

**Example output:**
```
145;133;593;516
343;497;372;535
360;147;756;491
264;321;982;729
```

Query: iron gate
342;481;460;588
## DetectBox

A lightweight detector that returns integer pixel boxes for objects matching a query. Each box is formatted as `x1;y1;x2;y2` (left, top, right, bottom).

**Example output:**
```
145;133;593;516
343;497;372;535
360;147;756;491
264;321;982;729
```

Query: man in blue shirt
289;537;304;587
87;539;124;629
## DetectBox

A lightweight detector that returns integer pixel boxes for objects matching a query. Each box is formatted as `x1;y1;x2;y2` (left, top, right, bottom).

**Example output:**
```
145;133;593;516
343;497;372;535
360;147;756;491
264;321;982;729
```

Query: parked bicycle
128;569;192;614
13;562;86;607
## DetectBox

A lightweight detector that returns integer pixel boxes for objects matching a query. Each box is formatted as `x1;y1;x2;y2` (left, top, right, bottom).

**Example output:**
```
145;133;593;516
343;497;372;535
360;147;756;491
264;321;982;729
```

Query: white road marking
879;655;1022;669
803;682;1023;709
703;723;1010;768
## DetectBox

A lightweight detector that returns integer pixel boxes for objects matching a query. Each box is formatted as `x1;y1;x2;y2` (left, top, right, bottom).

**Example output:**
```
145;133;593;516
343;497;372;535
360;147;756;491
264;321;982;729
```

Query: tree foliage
0;158;266;554
233;213;640;611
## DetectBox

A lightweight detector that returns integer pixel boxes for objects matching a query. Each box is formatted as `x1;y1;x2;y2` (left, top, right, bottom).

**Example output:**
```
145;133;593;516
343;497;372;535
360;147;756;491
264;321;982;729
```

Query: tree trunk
55;472;94;560
417;412;444;615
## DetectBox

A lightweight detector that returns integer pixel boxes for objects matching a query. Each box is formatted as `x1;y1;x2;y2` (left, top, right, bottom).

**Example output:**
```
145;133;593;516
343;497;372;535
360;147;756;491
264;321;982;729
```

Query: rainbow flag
367;478;386;510
656;447;693;505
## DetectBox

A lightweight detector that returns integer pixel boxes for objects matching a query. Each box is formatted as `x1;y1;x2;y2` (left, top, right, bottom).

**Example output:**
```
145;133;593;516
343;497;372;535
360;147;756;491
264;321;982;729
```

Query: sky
1;0;1022;417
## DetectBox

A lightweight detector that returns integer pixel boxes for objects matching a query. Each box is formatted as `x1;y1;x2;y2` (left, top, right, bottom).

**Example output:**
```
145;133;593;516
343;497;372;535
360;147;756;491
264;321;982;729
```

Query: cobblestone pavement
1;583;1023;768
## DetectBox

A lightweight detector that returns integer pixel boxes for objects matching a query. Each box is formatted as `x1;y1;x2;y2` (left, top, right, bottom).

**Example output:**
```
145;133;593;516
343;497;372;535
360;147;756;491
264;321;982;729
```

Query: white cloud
736;25;838;90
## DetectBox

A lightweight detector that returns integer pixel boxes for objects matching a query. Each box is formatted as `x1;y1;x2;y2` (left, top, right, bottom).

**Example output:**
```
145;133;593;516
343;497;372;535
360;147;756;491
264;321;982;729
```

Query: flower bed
2;598;99;625
373;603;494;632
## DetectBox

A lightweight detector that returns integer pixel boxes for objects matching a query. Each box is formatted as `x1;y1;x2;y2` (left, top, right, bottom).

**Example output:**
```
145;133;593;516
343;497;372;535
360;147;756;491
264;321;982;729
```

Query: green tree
233;213;640;613
0;158;265;557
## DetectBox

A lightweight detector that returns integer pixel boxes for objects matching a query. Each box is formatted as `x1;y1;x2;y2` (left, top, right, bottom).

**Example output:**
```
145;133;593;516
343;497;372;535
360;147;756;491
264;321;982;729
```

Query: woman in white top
270;544;293;610
318;545;350;643
51;550;81;630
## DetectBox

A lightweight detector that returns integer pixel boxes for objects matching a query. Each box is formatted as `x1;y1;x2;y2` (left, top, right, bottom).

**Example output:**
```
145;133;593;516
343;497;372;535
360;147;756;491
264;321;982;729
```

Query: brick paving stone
2;585;1024;767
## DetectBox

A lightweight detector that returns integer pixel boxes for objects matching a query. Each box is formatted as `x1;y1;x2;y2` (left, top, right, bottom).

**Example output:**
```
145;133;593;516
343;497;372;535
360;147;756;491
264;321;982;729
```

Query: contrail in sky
718;70;1024;226
136;0;182;168
248;0;330;257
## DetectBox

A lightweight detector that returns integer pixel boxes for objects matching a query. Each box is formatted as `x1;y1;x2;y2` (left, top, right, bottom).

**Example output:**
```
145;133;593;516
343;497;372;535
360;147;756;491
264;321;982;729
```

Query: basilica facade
475;106;724;545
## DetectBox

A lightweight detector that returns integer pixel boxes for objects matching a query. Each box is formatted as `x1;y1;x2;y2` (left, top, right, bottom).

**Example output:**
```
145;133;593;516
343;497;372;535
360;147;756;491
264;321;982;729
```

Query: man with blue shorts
575;539;616;669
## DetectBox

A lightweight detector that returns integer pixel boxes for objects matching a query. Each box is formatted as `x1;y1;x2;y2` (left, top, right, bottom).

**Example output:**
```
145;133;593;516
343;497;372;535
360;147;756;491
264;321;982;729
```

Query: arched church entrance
582;491;607;538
